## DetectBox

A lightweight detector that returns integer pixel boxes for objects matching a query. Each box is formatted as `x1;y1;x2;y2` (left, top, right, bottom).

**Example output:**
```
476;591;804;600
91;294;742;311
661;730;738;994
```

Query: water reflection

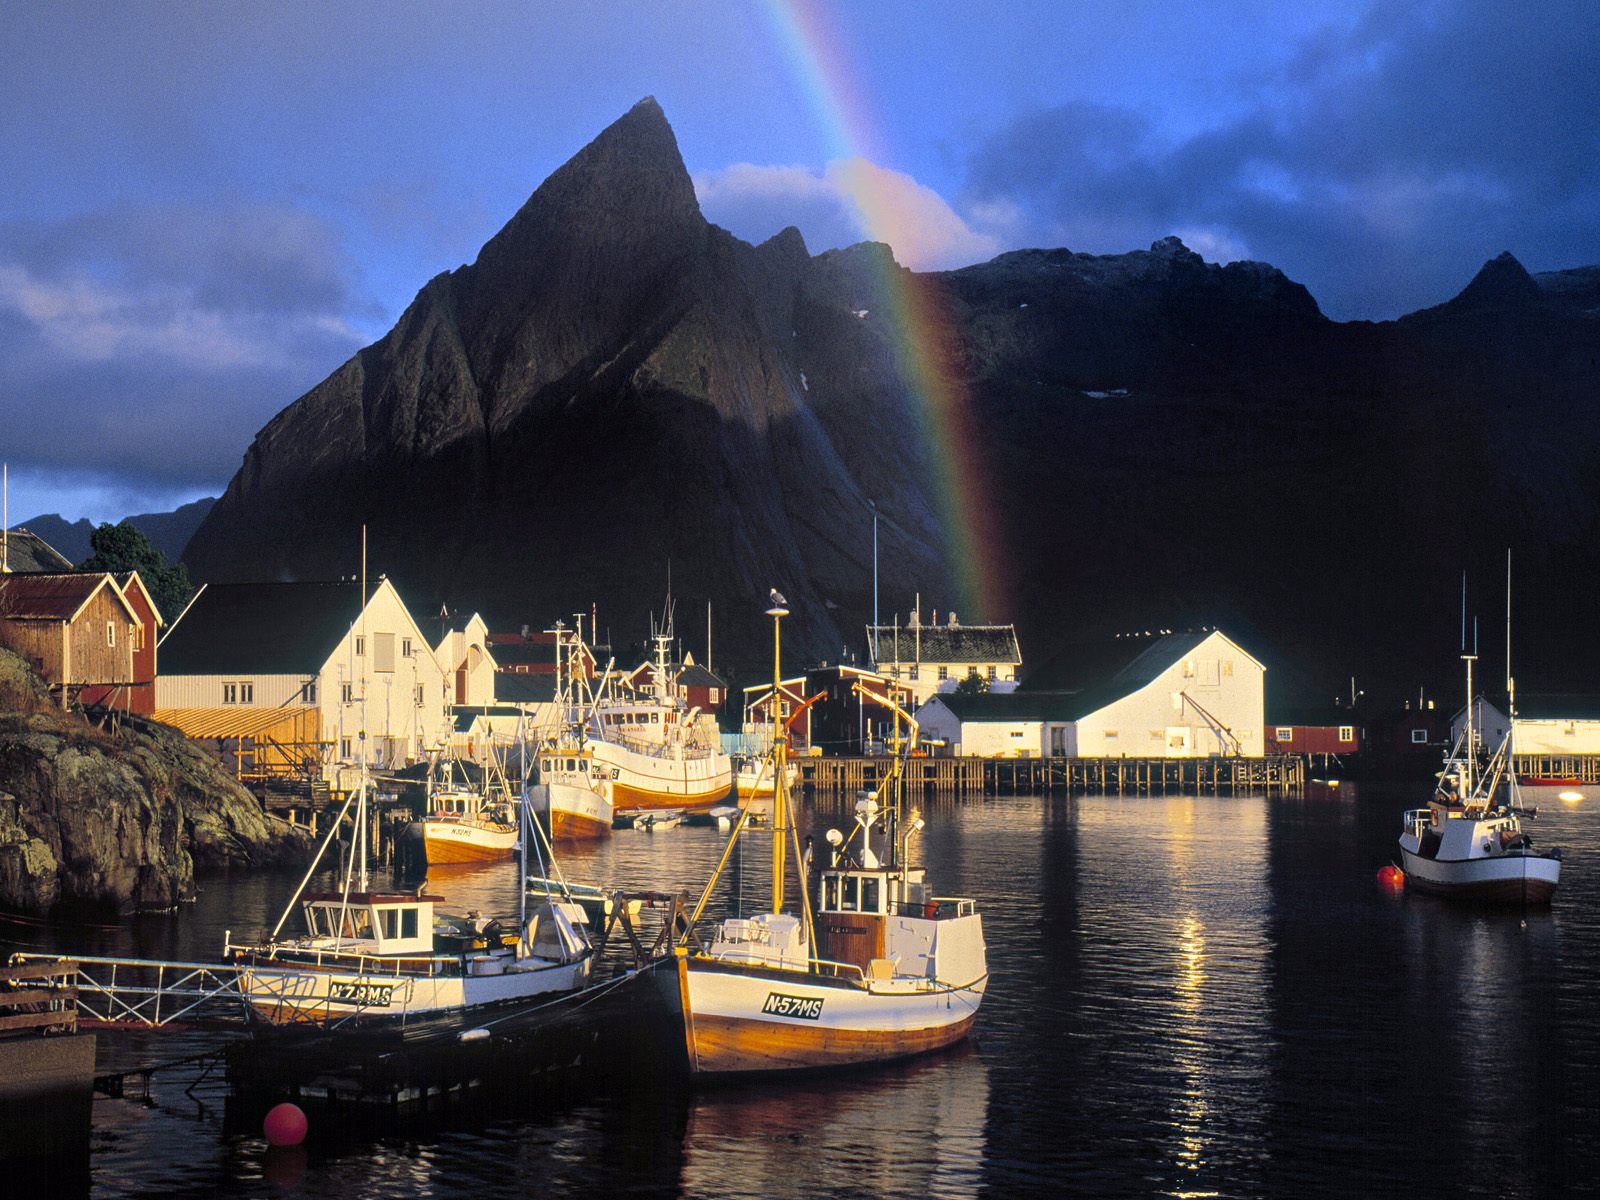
678;1047;989;1200
4;787;1599;1197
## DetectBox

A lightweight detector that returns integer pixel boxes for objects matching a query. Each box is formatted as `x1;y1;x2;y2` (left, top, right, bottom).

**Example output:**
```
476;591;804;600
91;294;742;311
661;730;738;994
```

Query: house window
341;682;354;703
1276;727;1293;741
711;689;720;704
1339;726;1354;743
1222;661;1233;677
223;682;237;704
303;681;317;704
106;621;116;646
401;638;413;658
1183;660;1195;677
415;684;424;706
1104;730;1119;738
239;682;253;704
908;666;919;680
1010;730;1024;738
131;624;144;651
987;665;996;680
354;636;365;656
340;737;352;758
1411;729;1428;744
937;666;948;681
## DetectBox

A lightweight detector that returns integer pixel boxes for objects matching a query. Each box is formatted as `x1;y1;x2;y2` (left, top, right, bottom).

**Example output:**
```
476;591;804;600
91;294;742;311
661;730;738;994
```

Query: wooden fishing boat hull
1398;845;1561;903
665;953;985;1077
529;781;614;840
588;739;733;816
417;819;519;864
235;954;591;1026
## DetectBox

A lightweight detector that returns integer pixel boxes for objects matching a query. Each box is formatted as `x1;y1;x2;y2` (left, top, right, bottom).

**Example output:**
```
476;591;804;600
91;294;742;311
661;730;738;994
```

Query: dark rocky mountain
18;496;215;564
185;99;1600;703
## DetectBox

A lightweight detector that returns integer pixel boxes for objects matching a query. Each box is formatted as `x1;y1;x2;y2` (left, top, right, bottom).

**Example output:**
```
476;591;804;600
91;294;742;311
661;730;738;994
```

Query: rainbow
761;0;1010;624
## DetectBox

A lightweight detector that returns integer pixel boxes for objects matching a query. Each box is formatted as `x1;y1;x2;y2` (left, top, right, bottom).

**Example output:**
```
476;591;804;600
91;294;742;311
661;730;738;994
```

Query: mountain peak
472;98;700;279
1452;251;1543;309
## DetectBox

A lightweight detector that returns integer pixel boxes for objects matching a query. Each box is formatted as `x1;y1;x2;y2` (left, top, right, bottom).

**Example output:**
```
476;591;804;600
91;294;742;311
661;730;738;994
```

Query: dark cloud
0;200;368;503
963;0;1600;319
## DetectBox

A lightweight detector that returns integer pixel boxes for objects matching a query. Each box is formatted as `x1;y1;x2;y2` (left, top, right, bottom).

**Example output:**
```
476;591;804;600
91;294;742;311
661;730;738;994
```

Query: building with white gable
434;610;498;707
155;577;452;788
916;629;1265;758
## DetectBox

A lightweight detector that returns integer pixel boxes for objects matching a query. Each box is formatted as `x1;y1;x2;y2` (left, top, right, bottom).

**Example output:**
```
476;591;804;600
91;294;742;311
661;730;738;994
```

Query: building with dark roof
917;629;1264;758
1;526;75;573
865;613;1022;705
154;578;451;787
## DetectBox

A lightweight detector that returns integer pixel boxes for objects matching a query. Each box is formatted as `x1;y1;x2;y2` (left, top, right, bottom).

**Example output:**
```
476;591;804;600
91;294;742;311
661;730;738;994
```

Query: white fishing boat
522;621;616;839
1396;588;1562;904
409;759;518;864
227;772;593;1025
734;753;796;805
660;593;987;1076
584;626;733;818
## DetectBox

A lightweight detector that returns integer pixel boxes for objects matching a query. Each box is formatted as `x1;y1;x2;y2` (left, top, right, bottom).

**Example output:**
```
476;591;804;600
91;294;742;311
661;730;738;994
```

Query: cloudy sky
3;0;1596;525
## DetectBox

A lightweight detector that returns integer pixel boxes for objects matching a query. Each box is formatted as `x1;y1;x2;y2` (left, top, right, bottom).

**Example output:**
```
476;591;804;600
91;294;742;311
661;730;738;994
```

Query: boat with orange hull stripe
584;630;732;818
661;597;987;1077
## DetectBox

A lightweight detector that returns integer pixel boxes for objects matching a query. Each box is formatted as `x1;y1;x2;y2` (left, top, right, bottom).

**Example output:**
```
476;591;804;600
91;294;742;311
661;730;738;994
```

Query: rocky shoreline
0;649;309;915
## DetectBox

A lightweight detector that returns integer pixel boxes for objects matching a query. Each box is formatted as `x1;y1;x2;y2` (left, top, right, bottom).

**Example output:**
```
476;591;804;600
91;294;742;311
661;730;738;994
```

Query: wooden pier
1512;755;1600;783
798;754;1304;798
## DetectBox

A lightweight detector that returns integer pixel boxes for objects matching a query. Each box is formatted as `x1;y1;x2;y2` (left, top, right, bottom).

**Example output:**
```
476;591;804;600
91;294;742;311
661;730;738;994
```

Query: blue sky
3;0;1597;526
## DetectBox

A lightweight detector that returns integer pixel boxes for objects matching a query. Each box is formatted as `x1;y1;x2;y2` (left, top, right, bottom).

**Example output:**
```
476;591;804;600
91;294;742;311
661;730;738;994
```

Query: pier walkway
800;754;1304;798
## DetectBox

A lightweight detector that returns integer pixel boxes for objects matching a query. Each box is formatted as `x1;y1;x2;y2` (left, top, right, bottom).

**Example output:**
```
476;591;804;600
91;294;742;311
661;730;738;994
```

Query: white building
1508;696;1600;755
917;629;1265;758
155;577;452;788
434;611;498;707
866;612;1022;707
1449;697;1512;752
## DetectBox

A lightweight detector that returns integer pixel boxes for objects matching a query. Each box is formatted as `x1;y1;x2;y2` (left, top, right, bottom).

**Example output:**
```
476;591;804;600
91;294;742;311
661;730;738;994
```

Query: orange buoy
263;1101;308;1146
1377;864;1404;890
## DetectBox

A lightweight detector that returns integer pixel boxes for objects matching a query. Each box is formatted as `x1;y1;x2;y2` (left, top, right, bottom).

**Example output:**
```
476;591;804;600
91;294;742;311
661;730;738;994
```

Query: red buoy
1377;864;1404;890
263;1101;308;1147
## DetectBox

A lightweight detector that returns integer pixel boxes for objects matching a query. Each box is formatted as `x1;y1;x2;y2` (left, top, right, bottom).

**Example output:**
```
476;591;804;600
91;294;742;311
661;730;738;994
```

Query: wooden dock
1512;755;1600;783
798;754;1304;798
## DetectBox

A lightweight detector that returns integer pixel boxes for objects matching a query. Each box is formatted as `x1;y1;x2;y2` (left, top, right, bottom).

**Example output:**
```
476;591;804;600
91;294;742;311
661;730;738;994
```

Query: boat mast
768;594;789;912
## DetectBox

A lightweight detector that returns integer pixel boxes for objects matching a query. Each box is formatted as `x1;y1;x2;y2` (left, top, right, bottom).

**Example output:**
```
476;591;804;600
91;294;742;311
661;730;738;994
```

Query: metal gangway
8;953;253;1028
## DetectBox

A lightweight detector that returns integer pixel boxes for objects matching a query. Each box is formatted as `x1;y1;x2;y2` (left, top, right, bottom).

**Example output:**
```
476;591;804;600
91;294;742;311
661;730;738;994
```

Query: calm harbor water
7;783;1599;1198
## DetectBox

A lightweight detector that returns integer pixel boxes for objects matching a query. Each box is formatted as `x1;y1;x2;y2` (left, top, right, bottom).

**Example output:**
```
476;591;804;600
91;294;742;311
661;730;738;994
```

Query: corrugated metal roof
159;580;379;675
866;623;1021;665
0;572;120;621
152;706;321;740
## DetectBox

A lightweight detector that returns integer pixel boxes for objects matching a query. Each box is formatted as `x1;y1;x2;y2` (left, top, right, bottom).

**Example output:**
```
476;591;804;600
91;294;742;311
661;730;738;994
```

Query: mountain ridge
183;101;1600;700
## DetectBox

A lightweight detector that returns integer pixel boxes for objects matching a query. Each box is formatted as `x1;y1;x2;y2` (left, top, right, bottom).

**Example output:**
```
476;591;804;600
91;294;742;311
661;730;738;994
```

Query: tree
79;522;194;623
954;670;989;696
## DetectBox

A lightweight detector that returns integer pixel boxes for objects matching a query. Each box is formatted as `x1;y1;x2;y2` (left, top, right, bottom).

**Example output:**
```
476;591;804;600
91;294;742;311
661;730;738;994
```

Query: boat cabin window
376;906;420;940
307;902;371;939
861;876;882;914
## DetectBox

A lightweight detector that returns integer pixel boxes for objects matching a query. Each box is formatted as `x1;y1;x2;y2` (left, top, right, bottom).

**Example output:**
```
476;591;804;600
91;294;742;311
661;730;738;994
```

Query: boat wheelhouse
662;597;987;1076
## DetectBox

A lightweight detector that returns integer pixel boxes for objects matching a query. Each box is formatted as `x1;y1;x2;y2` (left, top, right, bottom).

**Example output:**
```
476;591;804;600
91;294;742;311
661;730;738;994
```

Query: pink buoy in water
263;1101;308;1147
1377;864;1405;890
